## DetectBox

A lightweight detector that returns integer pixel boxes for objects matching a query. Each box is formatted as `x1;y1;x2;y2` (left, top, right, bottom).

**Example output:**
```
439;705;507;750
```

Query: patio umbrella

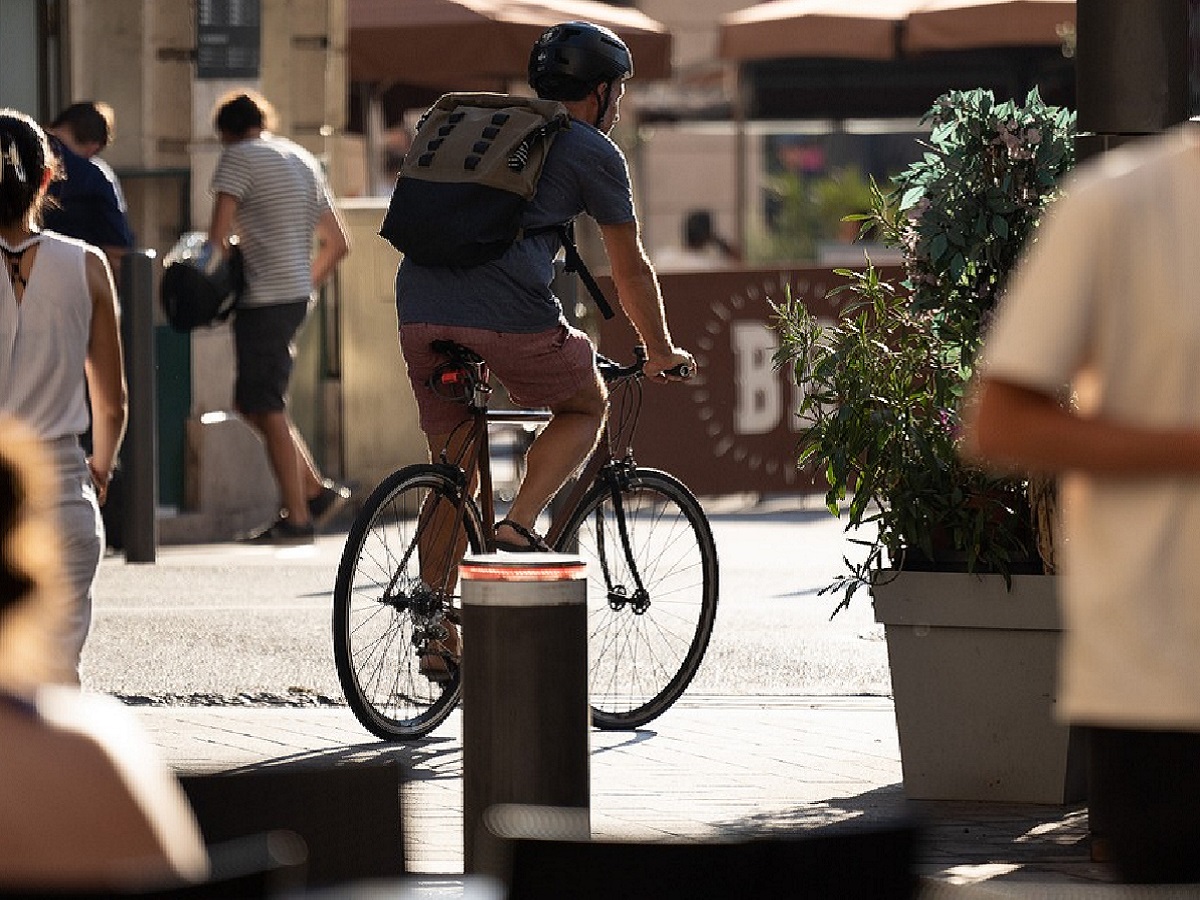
349;0;673;86
718;0;926;63
903;0;1075;52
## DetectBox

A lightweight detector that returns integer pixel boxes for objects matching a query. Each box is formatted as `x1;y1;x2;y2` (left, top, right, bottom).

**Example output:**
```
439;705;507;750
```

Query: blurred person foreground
964;122;1200;884
0;417;207;891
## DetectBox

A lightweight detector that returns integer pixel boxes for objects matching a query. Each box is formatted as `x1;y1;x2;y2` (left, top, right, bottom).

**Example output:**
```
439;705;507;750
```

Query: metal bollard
119;249;158;563
461;553;589;874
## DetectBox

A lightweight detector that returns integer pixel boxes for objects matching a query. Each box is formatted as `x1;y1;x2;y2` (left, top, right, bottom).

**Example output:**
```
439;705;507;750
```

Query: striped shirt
210;134;334;307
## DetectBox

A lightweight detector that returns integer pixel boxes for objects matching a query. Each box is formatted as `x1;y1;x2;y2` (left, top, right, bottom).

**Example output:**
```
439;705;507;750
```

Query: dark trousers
1088;725;1200;883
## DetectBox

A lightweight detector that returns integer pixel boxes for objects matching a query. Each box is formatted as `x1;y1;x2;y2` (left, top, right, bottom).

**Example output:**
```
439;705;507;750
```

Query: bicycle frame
421;361;651;608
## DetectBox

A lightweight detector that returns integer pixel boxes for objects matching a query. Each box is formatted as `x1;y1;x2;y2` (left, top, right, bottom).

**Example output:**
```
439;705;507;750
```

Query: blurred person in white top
0;416;207;890
962;124;1200;883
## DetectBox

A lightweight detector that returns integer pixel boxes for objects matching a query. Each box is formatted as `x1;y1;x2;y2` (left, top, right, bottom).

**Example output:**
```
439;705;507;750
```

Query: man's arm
93;158;135;271
206;192;239;250
598;219;693;379
93;179;133;280
961;377;1200;476
311;207;351;289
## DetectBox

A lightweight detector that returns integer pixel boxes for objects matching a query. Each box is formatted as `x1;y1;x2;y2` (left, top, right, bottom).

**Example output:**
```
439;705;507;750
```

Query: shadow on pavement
217;734;462;783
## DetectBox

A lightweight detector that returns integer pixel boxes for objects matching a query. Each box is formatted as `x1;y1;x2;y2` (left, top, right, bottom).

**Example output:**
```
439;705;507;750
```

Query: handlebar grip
666;363;692;379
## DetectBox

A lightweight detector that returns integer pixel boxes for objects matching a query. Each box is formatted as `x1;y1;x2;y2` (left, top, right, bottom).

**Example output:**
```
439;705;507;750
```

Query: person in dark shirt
43;101;134;276
43;102;136;551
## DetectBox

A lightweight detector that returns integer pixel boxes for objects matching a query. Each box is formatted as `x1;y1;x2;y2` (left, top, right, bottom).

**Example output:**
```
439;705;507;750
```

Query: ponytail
0;109;53;229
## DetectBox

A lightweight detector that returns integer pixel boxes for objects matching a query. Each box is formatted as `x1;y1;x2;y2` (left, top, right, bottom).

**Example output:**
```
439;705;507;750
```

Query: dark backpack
160;233;243;333
379;92;613;319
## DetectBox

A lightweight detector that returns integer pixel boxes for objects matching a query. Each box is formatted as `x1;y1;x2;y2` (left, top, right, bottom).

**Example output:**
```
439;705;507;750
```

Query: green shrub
774;88;1076;612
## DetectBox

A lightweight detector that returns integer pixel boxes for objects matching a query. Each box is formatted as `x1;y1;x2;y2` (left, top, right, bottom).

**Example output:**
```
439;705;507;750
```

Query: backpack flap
389;180;527;268
380;93;569;267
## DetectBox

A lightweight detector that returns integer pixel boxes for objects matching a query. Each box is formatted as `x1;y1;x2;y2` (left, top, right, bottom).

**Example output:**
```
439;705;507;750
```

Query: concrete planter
872;571;1087;804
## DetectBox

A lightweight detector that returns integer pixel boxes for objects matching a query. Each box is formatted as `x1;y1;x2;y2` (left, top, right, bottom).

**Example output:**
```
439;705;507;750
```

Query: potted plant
774;88;1083;803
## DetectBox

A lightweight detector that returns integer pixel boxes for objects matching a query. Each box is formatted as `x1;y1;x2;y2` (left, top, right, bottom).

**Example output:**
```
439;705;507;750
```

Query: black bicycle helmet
528;21;633;99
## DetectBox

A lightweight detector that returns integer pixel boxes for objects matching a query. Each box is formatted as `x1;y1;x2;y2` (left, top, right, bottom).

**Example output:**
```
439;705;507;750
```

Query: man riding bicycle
395;20;695;559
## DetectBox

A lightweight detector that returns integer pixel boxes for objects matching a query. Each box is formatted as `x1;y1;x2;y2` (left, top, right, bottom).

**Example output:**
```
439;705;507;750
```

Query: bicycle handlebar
597;346;692;383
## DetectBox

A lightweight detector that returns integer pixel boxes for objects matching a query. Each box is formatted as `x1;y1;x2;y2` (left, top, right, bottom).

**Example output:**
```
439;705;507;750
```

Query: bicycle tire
557;468;718;730
333;464;484;740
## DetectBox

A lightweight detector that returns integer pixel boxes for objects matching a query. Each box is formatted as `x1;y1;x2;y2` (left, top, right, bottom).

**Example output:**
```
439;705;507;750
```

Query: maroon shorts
399;322;598;434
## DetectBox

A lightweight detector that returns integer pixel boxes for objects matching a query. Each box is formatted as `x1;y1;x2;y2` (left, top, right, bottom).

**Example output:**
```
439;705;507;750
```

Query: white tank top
0;232;93;440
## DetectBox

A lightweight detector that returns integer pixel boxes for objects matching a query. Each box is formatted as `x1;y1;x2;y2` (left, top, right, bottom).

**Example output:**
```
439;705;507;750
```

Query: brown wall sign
597;266;901;497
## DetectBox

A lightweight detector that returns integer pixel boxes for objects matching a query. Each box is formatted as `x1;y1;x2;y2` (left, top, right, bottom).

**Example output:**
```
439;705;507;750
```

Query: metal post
461;554;590;874
1075;0;1189;161
120;249;158;563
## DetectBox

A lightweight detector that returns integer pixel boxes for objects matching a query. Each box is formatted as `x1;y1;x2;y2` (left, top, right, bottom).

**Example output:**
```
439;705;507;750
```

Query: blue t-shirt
43;136;135;251
395;117;635;333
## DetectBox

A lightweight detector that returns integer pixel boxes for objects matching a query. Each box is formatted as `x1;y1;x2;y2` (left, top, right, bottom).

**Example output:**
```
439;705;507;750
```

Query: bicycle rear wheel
333;464;484;740
557;468;718;729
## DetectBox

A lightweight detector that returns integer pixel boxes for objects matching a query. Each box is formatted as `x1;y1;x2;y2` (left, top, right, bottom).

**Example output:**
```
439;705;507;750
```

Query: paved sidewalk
106;503;1199;897
134;695;1134;896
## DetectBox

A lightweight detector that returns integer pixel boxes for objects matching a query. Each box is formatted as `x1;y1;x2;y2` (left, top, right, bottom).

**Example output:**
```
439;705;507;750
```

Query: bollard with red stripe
460;553;589;873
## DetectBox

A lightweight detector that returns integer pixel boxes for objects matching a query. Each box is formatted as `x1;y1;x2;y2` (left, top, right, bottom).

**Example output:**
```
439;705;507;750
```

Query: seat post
474;416;495;548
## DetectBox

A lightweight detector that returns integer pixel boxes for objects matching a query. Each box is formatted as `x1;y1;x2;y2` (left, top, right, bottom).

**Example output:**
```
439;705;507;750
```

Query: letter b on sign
732;321;781;435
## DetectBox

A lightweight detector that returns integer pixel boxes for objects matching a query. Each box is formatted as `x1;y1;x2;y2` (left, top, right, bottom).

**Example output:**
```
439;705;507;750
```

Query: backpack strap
559;224;615;321
526;222;615;320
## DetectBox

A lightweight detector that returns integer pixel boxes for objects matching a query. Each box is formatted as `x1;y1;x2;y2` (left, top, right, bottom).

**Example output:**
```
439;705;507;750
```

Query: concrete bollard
461;553;589;874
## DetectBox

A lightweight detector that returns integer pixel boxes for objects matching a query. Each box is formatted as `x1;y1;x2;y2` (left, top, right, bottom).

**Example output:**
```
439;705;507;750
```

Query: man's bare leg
417;427;475;679
291;421;328;502
417;428;476;590
243;409;312;526
496;374;607;548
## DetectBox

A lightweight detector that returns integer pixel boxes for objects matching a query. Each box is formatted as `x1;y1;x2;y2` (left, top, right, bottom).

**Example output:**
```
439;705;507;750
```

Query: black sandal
494;518;551;552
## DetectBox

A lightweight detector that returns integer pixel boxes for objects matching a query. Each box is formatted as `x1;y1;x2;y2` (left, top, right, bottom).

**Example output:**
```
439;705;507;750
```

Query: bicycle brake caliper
608;457;636;491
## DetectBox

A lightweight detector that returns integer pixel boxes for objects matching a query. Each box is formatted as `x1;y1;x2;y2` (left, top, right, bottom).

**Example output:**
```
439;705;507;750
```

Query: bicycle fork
594;467;651;615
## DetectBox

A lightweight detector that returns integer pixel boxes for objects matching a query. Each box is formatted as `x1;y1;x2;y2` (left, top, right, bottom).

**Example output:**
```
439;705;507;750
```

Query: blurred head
0;109;55;229
213;89;277;142
48;101;115;155
0;417;71;691
684;210;715;249
529;22;632;129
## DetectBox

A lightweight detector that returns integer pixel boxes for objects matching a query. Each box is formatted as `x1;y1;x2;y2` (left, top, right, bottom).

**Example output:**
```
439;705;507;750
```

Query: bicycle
332;341;718;741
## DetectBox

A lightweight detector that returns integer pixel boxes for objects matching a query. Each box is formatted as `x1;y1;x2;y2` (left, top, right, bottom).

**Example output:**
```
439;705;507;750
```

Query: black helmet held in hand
528;21;633;100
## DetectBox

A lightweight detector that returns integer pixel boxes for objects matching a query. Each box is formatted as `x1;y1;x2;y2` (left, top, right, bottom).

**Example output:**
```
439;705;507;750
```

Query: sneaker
245;516;314;545
308;480;351;527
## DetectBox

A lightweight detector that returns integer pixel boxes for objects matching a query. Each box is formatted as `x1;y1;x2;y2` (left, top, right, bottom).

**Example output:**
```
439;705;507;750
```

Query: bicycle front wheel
333;464;485;740
558;468;718;730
